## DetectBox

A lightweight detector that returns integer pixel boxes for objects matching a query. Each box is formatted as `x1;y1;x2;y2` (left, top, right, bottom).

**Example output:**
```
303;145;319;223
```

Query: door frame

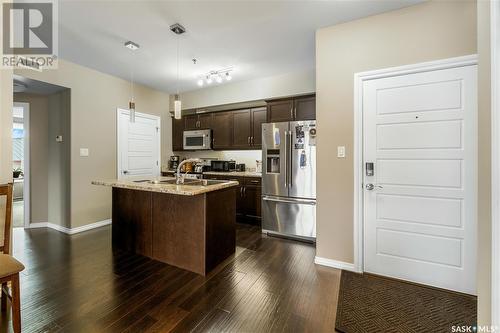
491;0;500;325
13;102;30;228
116;108;161;179
353;54;478;273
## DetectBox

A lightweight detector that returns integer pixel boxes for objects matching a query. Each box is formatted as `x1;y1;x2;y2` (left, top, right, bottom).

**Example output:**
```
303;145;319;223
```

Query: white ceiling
58;0;422;93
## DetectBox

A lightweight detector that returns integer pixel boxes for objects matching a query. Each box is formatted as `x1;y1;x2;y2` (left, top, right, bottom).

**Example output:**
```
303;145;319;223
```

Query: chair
0;183;24;333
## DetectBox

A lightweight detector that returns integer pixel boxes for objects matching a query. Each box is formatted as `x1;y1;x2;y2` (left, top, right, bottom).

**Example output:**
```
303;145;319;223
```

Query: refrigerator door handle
288;130;293;188
262;196;316;206
284;131;288;187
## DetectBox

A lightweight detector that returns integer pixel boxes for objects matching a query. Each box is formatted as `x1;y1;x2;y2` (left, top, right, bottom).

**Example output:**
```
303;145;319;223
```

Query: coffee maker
169;155;180;171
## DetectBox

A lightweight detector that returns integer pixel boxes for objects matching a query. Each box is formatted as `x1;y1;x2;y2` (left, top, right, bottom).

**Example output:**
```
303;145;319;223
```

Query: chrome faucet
176;158;202;184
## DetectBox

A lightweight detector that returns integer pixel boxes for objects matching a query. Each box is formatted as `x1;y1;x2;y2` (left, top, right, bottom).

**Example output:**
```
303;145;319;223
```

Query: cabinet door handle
294;107;297;119
251;136;254;145
248;136;251;145
240;187;243;197
243;186;246;197
290;106;293;119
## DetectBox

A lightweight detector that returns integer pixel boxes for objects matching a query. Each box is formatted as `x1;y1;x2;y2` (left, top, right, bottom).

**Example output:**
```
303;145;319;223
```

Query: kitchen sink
132;179;227;186
180;179;228;186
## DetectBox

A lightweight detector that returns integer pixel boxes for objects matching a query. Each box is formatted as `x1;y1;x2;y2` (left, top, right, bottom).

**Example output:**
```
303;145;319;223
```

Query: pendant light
125;41;139;123
173;35;181;119
170;23;186;120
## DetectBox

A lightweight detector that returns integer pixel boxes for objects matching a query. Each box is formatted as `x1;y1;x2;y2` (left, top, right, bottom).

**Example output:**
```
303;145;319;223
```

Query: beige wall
179;69;315;110
0;69;13;248
315;0;477;264
0;69;13;183
477;0;491;325
48;90;71;228
15;60;171;228
14;93;50;224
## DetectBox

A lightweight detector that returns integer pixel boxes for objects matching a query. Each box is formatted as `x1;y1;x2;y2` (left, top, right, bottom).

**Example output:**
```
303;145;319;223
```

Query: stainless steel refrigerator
262;121;316;241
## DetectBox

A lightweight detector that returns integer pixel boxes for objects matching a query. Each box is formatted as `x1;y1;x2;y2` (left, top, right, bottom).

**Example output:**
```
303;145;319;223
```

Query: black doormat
335;271;477;333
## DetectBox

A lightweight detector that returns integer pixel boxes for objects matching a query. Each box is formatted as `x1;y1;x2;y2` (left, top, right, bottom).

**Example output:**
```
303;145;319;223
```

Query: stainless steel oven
183;129;212;150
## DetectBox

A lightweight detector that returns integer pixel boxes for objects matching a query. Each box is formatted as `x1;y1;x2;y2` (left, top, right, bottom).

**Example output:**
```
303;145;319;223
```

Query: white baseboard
314;256;359;272
26;222;48;229
25;219;111;235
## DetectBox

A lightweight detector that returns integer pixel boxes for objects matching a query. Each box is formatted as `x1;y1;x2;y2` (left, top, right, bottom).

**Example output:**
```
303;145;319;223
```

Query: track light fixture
197;67;234;86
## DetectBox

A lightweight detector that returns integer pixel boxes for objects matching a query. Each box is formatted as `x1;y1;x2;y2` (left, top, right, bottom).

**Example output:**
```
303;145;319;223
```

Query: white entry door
117;109;160;179
363;64;477;294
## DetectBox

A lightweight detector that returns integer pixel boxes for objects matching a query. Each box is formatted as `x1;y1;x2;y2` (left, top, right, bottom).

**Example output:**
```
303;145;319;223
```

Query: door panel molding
116;108;161;179
353;54;478;281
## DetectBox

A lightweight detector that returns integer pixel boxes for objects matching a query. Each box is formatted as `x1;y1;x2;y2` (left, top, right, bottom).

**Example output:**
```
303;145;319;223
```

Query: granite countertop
162;169;262;178
92;176;239;196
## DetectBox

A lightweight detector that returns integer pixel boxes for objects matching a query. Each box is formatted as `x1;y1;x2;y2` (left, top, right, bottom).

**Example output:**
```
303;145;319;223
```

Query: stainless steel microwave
183;129;212;150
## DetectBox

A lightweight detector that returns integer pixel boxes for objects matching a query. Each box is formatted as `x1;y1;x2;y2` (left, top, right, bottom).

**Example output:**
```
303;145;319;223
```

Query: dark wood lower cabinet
243;185;261;219
112;188;153;256
203;175;261;225
112;187;236;275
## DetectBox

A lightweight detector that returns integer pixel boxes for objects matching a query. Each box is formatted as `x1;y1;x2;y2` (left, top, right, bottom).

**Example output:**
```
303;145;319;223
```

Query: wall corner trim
25;219;111;235
314;256;358;272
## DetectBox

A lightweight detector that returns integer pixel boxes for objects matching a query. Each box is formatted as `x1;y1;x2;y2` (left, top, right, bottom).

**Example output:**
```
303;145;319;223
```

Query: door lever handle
365;183;383;191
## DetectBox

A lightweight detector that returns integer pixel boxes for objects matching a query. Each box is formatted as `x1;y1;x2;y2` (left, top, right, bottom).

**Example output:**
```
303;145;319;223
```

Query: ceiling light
174;94;181;120
124;40;139;123
197;67;234;86
171;23;185;119
124;41;139;51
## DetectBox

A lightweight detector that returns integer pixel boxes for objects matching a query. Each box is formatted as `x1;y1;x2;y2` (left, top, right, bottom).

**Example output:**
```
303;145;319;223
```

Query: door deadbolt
366;162;374;176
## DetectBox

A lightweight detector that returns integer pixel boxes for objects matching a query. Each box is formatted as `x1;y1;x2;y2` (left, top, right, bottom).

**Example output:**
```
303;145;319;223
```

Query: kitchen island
92;177;238;275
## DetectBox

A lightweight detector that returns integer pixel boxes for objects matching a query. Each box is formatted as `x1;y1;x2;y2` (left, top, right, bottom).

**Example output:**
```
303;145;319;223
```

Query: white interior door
363;65;477;294
117;109;160;179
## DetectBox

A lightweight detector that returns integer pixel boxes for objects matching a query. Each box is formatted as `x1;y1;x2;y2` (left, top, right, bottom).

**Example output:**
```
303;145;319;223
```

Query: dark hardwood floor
0;224;341;333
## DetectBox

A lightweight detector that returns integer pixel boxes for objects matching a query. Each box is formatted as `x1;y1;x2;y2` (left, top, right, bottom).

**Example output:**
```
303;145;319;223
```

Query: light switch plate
337;146;346;158
80;148;89;157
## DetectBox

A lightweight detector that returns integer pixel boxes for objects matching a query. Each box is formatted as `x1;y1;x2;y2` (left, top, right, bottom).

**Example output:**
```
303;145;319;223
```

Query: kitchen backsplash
165;150;262;171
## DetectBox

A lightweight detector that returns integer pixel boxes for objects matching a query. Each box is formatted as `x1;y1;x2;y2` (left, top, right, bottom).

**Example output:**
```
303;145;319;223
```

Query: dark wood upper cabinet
211;111;233;149
198;113;212;129
232;109;252;149
171;95;313;152
184;114;212;130
294;96;316;120
172;117;184;151
267;99;294;123
251;108;267;148
184;115;198;130
266;95;316;122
